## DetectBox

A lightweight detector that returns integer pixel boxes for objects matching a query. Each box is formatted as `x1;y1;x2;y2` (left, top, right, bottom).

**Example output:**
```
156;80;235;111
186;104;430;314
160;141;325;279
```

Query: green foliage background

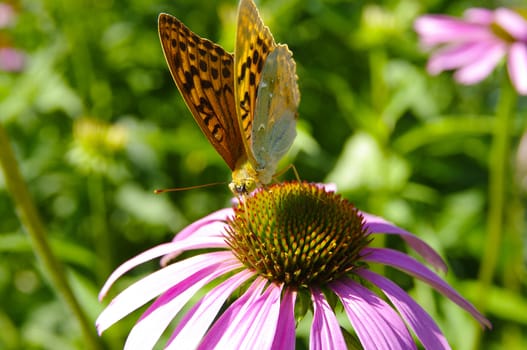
1;0;526;349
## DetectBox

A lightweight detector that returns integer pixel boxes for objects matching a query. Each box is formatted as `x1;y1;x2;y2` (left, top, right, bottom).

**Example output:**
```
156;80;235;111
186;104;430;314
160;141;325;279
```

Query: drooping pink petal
165;270;254;349
362;247;492;329
96;252;240;334
124;267;222;350
271;288;297;350
361;212;447;272
508;42;527;95
358;269;450;350
494;8;527;41
310;287;347;350
171;208;232;242
426;41;499;75
160;208;232;265
99;237;228;299
453;41;506;84
414;15;495;47
331;279;417;350
463;8;495;25
198;278;280;350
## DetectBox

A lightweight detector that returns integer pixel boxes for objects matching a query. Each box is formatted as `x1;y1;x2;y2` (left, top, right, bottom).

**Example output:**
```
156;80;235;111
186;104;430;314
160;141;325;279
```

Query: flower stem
474;76;516;346
0;124;102;350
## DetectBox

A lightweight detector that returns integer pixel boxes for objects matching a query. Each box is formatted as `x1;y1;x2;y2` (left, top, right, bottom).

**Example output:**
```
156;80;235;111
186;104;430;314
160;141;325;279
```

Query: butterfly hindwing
252;45;300;183
158;13;244;170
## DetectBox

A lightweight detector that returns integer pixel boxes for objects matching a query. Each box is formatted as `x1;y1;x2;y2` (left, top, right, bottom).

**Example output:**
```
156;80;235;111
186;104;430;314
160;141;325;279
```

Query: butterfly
158;0;300;195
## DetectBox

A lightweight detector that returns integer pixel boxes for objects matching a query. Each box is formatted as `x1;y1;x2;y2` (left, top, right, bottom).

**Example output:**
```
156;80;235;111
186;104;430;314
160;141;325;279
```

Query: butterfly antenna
154;181;227;194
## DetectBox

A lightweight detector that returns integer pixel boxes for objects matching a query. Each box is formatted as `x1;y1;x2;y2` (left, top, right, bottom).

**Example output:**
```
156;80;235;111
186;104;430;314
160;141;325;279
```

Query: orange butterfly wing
158;13;245;171
235;0;277;165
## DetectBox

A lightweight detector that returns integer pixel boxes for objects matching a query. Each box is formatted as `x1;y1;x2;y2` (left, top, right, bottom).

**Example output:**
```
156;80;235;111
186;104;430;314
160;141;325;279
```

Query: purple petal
453;41;506;84
362;212;447;272
0;3;16;28
0;48;25;72
310;287;347;350
124;267;223;350
508;42;527;95
426;41;499;76
358;269;450;350
414;15;495;47
99;237;228;299
463;8;494;25
199;278;281;349
171;208;232;242
495;8;527;41
271;288;297;350
331;279;416;350
165;270;254;349
96;252;240;334
161;220;230;265
362;247;492;329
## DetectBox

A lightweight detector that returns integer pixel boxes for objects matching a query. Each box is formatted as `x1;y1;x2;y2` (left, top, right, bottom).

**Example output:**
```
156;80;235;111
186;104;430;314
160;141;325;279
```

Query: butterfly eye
244;179;257;193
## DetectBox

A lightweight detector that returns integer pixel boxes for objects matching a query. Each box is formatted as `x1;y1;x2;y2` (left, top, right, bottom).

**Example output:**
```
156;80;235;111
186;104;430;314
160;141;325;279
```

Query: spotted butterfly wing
232;0;299;189
158;13;244;171
158;0;300;195
234;0;277;166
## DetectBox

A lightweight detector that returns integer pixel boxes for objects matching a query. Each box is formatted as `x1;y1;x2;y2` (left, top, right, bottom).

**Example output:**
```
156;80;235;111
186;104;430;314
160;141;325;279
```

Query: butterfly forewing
158;13;244;170
234;0;277;165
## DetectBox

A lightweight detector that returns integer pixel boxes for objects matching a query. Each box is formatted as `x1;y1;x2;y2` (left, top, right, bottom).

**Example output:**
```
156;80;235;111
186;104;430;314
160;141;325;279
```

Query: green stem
0;124;102;350
473;77;516;347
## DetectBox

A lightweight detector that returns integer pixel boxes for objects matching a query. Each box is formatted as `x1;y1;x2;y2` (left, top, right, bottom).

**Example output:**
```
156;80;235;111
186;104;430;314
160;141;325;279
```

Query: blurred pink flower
97;182;490;349
0;47;25;72
414;8;527;95
0;3;16;28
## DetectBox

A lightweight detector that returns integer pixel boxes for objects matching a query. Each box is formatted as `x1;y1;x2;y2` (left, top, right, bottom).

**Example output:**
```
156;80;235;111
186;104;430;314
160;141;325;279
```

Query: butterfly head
229;179;257;196
230;160;261;195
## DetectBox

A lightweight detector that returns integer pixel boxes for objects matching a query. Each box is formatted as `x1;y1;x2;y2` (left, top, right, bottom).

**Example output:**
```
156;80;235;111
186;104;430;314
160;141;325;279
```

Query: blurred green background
1;0;526;349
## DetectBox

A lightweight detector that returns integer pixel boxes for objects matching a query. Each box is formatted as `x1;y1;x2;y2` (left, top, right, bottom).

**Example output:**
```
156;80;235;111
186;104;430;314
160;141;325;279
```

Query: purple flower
414;8;527;95
0;47;25;72
0;3;16;28
96;182;490;349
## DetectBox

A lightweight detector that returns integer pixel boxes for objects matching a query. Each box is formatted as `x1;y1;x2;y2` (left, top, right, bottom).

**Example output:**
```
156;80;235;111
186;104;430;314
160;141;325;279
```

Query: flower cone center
225;182;370;287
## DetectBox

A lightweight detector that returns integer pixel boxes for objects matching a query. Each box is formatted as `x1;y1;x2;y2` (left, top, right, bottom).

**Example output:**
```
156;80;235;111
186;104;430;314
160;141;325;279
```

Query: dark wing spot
199;60;207;72
257;57;263;73
238;62;247;81
173;53;182;69
222;67;231;78
211;67;219;79
182;71;194;93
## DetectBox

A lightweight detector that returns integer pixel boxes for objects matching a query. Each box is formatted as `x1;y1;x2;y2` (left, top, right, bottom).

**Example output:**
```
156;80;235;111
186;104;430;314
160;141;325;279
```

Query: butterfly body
158;0;299;195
